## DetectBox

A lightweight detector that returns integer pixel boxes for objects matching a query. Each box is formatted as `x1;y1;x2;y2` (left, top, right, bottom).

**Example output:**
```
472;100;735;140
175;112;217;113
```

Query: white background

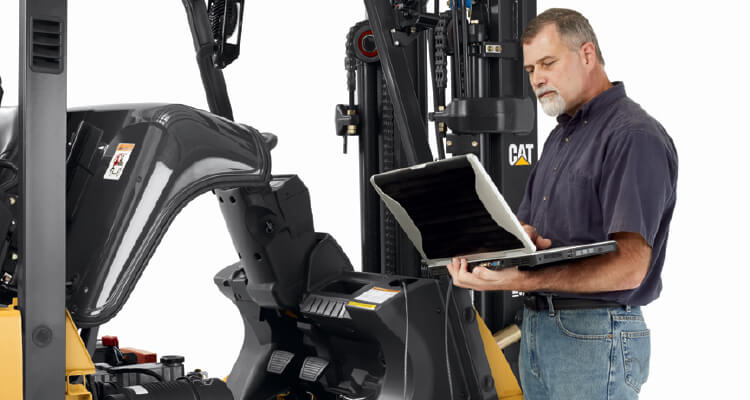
1;1;748;398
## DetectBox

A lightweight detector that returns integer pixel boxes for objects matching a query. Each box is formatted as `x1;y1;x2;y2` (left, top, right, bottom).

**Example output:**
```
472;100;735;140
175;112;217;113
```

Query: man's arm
445;231;651;293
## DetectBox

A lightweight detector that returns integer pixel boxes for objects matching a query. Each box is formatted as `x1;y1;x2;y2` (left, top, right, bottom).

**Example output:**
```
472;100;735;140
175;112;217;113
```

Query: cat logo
509;143;534;166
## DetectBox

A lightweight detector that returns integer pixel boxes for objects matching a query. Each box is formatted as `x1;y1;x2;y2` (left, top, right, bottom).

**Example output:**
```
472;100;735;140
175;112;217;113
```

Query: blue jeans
519;302;650;400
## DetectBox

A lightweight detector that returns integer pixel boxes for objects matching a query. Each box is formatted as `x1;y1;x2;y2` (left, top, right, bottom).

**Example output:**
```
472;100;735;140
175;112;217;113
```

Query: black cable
106;367;165;382
402;280;410;400
444;279;455;400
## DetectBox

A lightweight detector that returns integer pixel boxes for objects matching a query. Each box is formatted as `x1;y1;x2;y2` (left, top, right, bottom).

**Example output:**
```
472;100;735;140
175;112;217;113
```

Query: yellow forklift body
0;298;22;400
65;309;95;400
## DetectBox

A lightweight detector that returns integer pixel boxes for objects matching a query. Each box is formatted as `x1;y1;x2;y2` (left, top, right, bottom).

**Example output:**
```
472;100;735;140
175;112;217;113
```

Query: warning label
355;287;400;304
104;143;135;181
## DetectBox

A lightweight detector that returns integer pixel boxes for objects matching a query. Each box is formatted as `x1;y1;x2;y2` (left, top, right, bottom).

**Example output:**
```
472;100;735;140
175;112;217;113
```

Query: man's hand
444;222;549;291
521;223;552;249
445;258;526;291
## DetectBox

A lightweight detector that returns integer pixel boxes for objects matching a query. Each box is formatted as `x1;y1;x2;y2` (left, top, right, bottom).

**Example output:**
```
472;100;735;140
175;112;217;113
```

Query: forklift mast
338;0;538;374
17;0;68;397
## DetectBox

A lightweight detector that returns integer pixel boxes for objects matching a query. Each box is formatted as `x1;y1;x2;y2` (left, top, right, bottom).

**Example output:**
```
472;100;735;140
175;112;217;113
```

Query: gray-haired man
446;8;677;399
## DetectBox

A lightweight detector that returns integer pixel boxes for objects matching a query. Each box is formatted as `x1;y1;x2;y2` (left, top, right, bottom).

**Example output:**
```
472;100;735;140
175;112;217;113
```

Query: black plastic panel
60;104;271;327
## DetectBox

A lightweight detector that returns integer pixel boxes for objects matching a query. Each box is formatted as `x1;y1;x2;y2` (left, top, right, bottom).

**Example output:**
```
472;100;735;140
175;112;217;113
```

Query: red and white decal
104;143;135;181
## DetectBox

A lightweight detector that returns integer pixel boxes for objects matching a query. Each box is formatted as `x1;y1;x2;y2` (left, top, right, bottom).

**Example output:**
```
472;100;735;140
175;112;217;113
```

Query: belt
523;295;623;311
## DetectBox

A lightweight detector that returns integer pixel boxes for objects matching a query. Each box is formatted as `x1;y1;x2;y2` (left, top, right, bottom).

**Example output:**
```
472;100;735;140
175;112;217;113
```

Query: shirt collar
556;81;626;126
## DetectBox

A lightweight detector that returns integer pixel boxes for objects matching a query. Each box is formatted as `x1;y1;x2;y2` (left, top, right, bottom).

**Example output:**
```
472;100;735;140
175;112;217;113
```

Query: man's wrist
514;266;546;292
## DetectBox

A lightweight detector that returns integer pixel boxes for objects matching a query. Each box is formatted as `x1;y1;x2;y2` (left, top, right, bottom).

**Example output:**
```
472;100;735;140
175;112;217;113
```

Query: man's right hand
521;223;552;250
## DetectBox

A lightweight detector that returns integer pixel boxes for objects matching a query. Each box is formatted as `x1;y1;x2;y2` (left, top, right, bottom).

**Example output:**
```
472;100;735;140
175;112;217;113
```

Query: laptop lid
370;154;536;266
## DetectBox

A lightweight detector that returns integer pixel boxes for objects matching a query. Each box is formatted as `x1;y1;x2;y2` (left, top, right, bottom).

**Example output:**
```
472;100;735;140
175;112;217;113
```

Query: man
446;8;677;400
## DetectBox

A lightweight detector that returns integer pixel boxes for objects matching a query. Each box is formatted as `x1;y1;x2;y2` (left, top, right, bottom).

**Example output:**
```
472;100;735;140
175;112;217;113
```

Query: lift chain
434;15;449;89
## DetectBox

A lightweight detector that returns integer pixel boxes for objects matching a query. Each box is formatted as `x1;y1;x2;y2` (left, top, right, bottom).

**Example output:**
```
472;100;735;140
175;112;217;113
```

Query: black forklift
0;0;537;399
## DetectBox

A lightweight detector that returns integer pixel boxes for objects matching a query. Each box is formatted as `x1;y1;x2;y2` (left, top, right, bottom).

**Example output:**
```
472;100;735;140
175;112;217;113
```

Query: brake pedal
299;356;329;382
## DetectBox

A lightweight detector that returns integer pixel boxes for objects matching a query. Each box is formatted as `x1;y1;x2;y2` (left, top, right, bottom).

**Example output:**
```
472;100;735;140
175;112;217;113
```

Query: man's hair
521;8;605;66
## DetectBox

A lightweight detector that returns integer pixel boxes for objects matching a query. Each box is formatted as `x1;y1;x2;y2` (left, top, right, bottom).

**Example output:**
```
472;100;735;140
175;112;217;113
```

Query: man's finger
523;224;538;242
446;257;456;275
536;236;552;250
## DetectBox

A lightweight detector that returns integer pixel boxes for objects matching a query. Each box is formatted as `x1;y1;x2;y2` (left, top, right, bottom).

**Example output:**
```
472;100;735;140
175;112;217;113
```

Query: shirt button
553;167;557;172
543;196;547;201
584;120;588;124
565;137;569;142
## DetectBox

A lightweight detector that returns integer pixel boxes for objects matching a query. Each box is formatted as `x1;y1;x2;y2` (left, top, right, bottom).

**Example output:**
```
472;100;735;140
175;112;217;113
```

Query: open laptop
370;154;617;275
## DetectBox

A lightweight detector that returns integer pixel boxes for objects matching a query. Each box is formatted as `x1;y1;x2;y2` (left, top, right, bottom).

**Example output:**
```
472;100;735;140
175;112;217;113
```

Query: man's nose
531;70;547;89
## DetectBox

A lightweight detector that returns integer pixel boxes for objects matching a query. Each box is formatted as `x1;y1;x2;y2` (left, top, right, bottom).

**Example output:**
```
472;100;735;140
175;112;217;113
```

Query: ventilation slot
31;18;63;74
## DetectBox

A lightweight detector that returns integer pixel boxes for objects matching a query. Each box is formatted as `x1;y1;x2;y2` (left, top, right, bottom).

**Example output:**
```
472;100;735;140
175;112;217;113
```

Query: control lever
334;104;359;154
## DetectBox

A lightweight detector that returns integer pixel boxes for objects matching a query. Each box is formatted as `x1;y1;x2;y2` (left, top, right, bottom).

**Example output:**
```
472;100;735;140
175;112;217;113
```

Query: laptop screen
371;156;524;260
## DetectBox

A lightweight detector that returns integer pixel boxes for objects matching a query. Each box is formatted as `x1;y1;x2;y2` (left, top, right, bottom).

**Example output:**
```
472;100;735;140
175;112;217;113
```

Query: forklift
0;0;537;398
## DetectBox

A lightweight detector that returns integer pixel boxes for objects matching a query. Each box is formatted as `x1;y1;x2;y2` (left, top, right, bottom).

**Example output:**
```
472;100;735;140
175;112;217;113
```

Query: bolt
446;140;453;146
11;253;18;261
471;141;479;147
347;125;357;135
9;197;16;206
410;26;417;33
32;326;53;347
394;40;400;46
2;272;12;284
390;28;396;33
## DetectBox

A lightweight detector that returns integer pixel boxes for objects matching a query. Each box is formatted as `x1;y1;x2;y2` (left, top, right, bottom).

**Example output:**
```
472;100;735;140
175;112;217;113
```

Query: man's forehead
523;24;565;61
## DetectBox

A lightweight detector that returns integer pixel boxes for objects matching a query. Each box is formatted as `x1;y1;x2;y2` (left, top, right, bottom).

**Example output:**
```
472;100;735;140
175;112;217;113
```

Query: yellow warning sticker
116;143;135;152
347;301;377;310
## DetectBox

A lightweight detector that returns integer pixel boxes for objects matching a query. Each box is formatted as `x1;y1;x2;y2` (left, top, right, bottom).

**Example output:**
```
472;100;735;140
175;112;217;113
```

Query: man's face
523;24;586;116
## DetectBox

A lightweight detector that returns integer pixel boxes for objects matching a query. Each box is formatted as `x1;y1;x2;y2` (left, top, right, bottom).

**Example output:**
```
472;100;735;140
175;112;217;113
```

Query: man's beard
535;85;567;117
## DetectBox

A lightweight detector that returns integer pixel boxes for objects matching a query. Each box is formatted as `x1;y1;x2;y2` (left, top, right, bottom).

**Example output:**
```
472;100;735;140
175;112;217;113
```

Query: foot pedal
299;356;329;382
266;350;294;375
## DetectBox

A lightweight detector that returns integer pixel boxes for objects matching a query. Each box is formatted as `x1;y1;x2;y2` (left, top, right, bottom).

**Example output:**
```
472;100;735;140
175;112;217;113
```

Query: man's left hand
445;257;524;291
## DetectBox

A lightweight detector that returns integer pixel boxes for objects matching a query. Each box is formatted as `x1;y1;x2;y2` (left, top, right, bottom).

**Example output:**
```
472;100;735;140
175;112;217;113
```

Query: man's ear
580;42;597;66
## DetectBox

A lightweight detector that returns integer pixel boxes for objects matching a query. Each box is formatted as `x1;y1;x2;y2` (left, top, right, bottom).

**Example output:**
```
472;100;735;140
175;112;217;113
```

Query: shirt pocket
554;170;602;242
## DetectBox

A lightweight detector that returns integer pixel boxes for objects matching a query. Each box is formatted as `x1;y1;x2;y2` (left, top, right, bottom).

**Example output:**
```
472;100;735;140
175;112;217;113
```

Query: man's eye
543;61;556;67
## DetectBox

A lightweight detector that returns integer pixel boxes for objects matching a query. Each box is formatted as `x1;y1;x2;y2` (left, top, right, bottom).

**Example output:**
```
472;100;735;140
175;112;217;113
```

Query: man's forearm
512;232;651;293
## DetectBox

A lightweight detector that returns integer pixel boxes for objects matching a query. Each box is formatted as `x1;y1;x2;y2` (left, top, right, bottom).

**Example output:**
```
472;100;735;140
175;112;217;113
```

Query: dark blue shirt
517;82;678;306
